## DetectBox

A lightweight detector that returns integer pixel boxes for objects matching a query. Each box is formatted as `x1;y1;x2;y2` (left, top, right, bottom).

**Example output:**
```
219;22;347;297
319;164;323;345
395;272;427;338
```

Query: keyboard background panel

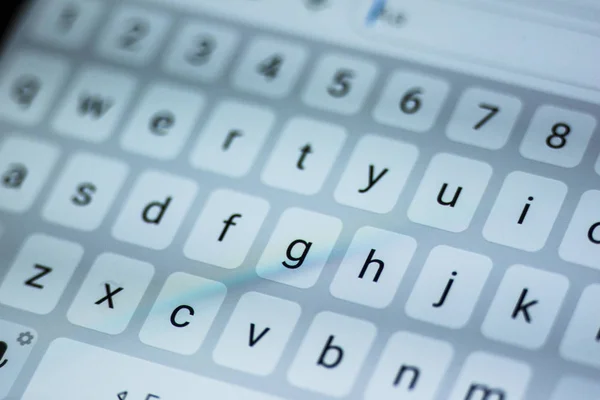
0;0;599;399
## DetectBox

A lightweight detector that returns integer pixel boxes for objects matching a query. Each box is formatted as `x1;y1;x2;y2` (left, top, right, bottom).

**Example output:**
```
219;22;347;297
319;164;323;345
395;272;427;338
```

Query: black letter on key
393;365;420;390
142;196;172;225
11;75;40;108
222;129;243;150
437;183;462;207
95;283;123;309
249;323;270;347
518;197;534;225
71;182;96;206
588;222;600;244
511;288;538;323
358;249;384;282
2;163;27;189
317;335;344;369
297;144;312;170
432;271;457;308
358;165;389;193
282;239;312;269
77;93;113;119
170;305;195;328
149;111;175;136
25;264;53;289
219;214;242;241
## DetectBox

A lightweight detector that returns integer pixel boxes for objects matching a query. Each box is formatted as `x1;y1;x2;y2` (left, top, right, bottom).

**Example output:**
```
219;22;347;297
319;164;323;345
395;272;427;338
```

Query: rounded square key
334;134;418;213
288;312;376;397
519;105;596;168
96;6;170;66
0;234;84;315
190;100;275;178
232;37;308;99
446;87;522;150
0;51;69;126
302;53;377;115
163;21;240;82
52;66;137;143
559;190;600;270
0;136;60;213
120;82;206;160
111;170;197;250
373;70;450;133
449;352;531;400
261;117;346;195
67;253;154;335
139;272;227;355
184;189;270;269
560;284;600;370
42;152;129;231
213;292;301;375
31;0;104;50
256;208;342;289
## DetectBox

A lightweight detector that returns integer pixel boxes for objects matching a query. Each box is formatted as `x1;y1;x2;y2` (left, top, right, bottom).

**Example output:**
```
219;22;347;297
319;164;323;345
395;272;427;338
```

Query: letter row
1;233;600;398
2;136;600;270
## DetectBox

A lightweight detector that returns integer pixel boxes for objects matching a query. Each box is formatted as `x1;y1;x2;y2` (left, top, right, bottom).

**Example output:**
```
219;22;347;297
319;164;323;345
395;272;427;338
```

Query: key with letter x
68;253;154;335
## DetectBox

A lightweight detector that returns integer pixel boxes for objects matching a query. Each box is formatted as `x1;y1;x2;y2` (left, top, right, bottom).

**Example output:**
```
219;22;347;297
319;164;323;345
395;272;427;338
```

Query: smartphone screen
0;1;599;399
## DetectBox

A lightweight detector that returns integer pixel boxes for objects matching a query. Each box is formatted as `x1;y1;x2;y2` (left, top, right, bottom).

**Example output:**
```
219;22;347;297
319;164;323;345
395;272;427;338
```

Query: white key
302;53;377;115
559;190;600;270
0;319;38;399
446;88;522;150
261;117;346;195
0;234;83;314
364;331;453;400
560;284;600;369
329;227;416;308
213;292;301;376
0;136;60;213
67;253;154;335
256;208;342;289
31;0;104;49
483;171;567;252
482;265;568;349
405;245;492;329
373;70;449;133
42;152;128;231
550;376;600;400
288;311;376;397
112;170;197;250
232;37;308;98
0;51;69;125
190;100;275;178
163;21;239;82
139;272;227;355
407;153;492;232
52;66;137;143
449;352;531;400
334;134;418;214
120;82;205;160
520;105;596;168
184;189;269;269
23;339;284;400
96;6;170;66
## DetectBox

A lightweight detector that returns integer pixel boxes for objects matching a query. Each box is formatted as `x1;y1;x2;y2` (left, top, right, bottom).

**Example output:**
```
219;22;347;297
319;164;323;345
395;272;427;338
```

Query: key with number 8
520;105;597;168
